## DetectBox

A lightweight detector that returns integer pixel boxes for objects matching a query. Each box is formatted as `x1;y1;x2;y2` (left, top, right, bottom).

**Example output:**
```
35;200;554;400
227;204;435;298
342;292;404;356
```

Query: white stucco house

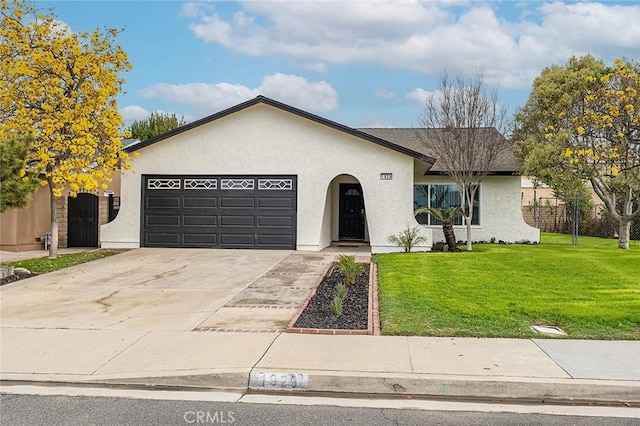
101;96;539;253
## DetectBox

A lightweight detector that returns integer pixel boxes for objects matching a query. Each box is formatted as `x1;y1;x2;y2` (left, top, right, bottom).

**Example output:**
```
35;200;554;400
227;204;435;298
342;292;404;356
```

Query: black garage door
142;175;296;249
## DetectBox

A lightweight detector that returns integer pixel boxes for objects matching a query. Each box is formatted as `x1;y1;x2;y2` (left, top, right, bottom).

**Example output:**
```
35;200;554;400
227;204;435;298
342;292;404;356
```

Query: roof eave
424;170;520;176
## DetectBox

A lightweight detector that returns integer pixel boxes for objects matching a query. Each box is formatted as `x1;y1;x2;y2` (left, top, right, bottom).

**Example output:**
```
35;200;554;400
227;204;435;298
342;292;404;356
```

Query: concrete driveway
0;248;323;332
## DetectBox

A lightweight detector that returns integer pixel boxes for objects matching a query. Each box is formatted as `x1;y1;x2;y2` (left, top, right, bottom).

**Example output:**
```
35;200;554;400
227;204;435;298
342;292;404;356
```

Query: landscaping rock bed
292;265;369;330
1;271;38;286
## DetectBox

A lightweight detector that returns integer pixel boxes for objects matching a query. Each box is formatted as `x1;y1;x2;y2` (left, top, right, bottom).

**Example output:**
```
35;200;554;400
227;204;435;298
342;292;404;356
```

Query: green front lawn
376;234;640;339
3;249;120;274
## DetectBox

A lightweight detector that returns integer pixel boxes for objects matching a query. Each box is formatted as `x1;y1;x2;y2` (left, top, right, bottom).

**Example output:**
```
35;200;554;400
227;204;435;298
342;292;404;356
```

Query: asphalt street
1;390;638;426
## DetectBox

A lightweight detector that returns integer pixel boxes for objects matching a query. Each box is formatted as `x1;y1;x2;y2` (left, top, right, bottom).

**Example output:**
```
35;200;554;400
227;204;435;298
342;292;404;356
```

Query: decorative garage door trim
258;178;293;190
147;178;181;189
184;178;217;189
141;175;297;249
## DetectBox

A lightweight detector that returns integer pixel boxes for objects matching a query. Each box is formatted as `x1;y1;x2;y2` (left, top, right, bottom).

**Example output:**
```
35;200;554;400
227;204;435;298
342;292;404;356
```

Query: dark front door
339;183;365;240
68;193;99;247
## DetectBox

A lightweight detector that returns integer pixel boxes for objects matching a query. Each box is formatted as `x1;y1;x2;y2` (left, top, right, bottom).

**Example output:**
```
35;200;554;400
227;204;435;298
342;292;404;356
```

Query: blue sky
39;0;640;128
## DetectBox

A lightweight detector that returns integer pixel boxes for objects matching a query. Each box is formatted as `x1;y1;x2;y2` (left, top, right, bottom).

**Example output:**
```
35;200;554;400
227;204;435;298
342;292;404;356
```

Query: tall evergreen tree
129;112;186;141
0;136;39;212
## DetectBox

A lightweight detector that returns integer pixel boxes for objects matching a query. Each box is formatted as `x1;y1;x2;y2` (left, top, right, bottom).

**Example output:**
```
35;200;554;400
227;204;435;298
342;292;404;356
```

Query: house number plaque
249;371;309;391
380;173;393;180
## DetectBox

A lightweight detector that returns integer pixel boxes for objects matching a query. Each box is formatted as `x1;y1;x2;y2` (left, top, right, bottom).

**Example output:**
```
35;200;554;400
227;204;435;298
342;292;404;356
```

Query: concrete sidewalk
1;328;638;406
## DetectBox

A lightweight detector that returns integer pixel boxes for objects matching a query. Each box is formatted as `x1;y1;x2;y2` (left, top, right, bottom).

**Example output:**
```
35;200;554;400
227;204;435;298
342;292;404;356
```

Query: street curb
5;372;639;407
1;369;251;393
246;370;640;406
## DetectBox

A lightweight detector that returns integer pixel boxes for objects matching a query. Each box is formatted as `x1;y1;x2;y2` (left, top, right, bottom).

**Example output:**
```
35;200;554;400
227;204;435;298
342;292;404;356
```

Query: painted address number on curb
249;372;309;390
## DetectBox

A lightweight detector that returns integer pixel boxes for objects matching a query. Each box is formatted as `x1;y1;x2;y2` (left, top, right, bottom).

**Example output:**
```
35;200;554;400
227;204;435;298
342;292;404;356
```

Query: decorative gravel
293;265;369;330
1;273;38;286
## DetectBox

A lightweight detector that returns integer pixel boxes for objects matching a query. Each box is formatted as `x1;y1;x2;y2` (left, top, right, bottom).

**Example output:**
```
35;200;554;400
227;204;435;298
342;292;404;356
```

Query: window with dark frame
414;184;480;226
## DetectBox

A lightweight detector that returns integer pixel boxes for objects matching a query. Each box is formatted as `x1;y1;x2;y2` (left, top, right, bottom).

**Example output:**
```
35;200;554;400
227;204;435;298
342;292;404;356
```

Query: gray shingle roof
358;127;518;174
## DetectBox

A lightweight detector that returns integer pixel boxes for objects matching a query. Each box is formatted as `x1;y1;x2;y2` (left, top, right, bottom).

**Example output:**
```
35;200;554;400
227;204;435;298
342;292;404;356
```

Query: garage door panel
257;197;294;209
146;196;181;208
220;197;255;208
146;233;181;245
143;175;296;249
257;216;293;228
183;233;217;245
146;215;181;226
183;215;217;226
220;215;255;227
257;234;293;247
219;233;255;247
183;197;218;208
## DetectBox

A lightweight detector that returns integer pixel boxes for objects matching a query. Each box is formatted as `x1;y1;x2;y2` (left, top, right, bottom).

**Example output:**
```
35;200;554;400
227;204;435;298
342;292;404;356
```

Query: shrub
330;283;348;317
330;297;343;316
335;282;348;300
336;254;364;285
387;226;427;252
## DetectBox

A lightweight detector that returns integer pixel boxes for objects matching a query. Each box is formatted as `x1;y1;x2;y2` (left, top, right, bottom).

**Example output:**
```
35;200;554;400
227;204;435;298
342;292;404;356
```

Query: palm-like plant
336;254;364;285
414;206;463;252
387;226;427;252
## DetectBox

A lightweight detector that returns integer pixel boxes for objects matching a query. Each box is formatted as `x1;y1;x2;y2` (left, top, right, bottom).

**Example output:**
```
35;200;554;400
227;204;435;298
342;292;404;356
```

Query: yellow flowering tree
0;0;133;258
517;57;639;249
560;58;640;249
514;56;603;212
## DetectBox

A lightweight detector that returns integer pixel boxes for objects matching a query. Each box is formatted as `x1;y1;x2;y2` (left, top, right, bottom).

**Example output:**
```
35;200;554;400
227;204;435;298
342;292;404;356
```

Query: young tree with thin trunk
417;72;510;251
0;0;133;258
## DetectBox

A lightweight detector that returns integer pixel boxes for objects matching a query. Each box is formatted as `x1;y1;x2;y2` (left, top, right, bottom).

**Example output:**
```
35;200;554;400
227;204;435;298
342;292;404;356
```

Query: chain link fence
523;197;640;244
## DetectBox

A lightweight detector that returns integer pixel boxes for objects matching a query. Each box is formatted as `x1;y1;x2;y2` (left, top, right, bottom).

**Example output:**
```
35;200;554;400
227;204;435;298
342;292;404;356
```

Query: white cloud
406;88;437;105
375;89;396;99
180;2;202;18
120;105;151;123
185;1;640;89
260;73;338;112
136;73;338;117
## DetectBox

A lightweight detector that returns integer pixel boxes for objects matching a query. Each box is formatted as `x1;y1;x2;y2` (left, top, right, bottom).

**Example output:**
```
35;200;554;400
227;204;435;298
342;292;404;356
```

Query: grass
376;233;640;339
3;249;120;274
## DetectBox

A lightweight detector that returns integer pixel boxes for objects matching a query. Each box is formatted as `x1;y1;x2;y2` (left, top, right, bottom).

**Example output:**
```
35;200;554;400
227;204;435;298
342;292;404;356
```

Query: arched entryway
320;174;370;247
67;193;99;247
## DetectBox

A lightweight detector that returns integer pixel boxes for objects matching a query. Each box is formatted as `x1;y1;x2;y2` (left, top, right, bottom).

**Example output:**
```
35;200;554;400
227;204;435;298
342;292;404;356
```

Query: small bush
387;226;427;252
335;282;348;300
330;283;348;317
336;254;364;285
330;297;343;316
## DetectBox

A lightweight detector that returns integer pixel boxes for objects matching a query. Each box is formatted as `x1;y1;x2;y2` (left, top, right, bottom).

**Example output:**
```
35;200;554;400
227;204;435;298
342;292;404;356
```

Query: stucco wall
101;104;431;253
416;175;540;244
0;168;122;252
0;186;51;252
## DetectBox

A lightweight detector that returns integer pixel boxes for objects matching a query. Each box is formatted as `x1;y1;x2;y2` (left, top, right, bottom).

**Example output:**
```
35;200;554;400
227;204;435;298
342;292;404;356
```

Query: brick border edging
285;257;380;336
370;262;381;335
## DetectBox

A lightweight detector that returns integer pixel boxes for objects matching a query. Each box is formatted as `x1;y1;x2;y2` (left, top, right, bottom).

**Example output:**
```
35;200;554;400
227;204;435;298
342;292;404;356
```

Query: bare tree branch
417;71;510;251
